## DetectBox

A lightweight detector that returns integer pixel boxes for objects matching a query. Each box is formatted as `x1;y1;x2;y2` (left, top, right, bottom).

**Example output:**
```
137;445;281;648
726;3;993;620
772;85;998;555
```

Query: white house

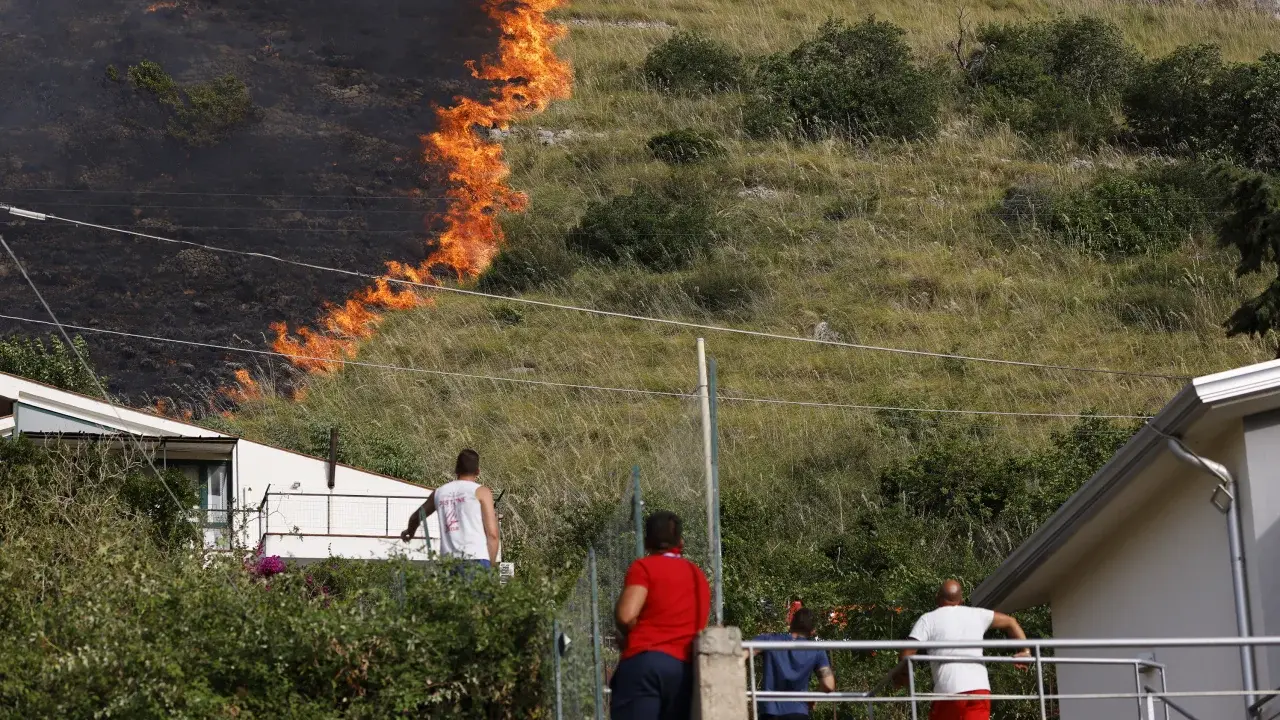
0;371;443;564
974;358;1280;719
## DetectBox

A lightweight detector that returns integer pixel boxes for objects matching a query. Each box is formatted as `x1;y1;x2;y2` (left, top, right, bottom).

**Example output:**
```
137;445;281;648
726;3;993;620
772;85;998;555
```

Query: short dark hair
455;449;480;477
644;510;682;552
789;608;817;636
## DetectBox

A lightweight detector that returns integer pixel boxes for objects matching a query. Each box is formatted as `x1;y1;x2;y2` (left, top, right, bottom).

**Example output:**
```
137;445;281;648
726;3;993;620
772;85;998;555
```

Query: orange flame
223;368;266;404
146;1;179;11
271;0;571;372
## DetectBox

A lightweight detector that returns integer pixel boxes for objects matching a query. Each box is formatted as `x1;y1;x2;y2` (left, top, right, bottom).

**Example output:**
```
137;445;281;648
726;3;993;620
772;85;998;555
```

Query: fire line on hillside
265;0;572;379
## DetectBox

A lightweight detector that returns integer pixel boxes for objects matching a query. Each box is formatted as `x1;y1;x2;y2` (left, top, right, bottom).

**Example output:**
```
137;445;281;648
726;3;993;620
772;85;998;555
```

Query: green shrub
0;443;555;717
680;259;767;314
478;234;577;293
1217;53;1280;173
566;180;718;271
996;162;1225;256
105;64;120;82
128;60;254;147
0;334;104;394
1217;165;1280;343
746;18;943;141
647;128;726;164
966;17;1137;143
642;31;743;94
1124;44;1228;152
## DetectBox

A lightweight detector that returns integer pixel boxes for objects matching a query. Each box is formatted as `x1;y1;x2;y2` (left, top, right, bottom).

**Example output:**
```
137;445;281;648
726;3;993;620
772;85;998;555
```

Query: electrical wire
0;235;194;520
1;203;1191;381
0;311;1156;419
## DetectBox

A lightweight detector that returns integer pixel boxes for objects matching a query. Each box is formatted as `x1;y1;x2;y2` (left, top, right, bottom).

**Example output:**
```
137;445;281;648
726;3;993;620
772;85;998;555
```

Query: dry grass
226;0;1278;565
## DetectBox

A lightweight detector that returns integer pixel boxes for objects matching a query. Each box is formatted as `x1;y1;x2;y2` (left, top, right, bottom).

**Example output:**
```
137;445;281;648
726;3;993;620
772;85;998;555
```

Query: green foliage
997;161;1225;256
641;31;743;95
746;17;943;141
1124;44;1229;152
646;128;726;165
479;235;578;294
967;16;1138;144
566;180;718;271
680;258;766;315
1217;53;1280;174
105;64;121;82
0;442;554;717
128;60;254;147
1216;166;1280;345
0;334;104;394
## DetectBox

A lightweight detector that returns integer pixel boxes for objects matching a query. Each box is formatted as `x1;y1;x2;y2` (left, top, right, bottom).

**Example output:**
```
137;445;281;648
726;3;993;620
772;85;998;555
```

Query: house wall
1242;409;1280;703
1049;445;1245;720
233;440;442;560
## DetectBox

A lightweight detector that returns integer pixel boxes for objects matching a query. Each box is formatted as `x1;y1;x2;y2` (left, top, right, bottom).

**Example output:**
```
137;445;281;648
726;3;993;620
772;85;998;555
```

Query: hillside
0;0;500;401
222;0;1280;571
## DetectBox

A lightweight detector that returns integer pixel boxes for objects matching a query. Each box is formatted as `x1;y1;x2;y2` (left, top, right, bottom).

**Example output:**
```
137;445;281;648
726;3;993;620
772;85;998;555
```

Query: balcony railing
257;492;431;543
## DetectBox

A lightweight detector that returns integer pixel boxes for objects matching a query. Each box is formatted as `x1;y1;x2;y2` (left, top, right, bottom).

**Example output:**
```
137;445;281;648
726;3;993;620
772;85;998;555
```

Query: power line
0;312;1154;420
1;204;1191;381
0;236;193;521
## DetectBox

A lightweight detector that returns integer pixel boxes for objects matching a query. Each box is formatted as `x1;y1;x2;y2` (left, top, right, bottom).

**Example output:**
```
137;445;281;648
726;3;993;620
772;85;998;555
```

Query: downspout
1166;437;1258;711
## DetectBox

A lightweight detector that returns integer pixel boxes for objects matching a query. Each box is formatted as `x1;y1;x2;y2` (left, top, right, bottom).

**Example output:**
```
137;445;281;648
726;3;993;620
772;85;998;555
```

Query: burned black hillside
0;0;501;404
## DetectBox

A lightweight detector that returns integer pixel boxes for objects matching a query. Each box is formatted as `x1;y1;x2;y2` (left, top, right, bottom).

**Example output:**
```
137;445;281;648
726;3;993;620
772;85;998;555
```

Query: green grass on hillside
225;0;1278;576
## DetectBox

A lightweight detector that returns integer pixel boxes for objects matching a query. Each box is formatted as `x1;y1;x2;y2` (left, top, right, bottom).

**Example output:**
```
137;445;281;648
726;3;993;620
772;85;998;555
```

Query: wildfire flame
270;0;571;374
146;1;179;12
223;368;266;404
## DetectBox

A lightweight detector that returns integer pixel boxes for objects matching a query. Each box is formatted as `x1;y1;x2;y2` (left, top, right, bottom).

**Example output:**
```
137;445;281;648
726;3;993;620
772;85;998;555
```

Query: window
167;460;232;527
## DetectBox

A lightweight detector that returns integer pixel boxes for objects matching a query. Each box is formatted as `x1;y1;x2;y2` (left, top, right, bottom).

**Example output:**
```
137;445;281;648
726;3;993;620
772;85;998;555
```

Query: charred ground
0;0;500;405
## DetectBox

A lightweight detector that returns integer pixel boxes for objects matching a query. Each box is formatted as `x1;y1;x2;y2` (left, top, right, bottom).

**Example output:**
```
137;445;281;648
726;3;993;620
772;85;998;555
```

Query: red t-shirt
620;553;711;663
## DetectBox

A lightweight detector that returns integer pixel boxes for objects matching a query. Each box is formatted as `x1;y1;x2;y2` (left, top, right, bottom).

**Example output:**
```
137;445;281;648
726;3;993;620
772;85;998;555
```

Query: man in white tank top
887;579;1030;720
399;449;501;568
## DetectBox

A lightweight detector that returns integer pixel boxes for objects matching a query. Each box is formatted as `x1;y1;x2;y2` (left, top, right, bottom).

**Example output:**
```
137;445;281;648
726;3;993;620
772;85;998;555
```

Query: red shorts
929;689;991;720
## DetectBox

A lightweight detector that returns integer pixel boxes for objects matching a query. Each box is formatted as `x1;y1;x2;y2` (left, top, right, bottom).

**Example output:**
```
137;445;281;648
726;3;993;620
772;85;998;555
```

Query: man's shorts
609;650;693;720
929;689;991;720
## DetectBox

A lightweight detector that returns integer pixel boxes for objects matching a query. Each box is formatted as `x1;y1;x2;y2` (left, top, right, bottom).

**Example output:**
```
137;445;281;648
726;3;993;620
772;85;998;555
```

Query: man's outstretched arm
992;611;1032;666
399;493;436;542
887;648;918;688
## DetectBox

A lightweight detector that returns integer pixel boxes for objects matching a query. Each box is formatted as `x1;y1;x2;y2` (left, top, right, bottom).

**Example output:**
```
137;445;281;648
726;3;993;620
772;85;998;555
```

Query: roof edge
971;383;1203;610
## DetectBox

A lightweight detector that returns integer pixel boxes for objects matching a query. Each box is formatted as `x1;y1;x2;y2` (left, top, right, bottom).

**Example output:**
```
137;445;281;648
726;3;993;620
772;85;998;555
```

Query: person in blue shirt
752;608;836;720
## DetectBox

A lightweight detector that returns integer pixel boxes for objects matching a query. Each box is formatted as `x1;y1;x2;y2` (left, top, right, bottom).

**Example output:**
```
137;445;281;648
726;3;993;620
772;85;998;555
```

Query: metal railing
742;636;1280;720
257;492;430;542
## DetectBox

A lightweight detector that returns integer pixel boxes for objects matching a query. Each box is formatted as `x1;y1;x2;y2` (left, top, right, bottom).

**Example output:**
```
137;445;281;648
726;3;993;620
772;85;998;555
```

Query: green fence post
590;546;605;720
709;357;723;625
632;465;644;559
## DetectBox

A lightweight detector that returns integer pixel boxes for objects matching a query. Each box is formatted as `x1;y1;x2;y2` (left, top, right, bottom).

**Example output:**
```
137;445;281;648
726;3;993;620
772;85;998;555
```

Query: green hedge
0;439;555;719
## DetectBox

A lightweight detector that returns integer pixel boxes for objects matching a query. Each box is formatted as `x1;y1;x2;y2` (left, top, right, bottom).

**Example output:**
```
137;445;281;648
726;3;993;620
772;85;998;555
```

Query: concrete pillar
694;626;748;720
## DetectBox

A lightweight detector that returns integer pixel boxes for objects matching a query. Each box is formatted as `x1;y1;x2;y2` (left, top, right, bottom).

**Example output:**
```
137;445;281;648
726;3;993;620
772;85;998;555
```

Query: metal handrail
745;637;1280;651
264;492;429;500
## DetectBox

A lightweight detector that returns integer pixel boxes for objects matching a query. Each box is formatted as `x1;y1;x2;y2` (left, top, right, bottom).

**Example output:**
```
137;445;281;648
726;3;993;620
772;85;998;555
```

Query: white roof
974;358;1280;611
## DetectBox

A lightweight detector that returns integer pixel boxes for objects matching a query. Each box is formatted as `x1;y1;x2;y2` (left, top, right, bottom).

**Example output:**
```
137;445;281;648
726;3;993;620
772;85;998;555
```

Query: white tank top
433;479;489;560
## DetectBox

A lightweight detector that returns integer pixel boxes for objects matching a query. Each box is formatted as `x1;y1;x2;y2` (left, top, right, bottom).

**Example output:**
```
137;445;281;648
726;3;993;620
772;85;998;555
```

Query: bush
1217;166;1280;344
996;162;1225;256
746;18;943;141
0;442;555;717
478;235;577;294
567;180;718;271
0;334;104;394
966;17;1137;143
1217;53;1280;173
642;31;743;95
680;259;766;314
128;60;255;147
1124;44;1228;152
647;128;726;164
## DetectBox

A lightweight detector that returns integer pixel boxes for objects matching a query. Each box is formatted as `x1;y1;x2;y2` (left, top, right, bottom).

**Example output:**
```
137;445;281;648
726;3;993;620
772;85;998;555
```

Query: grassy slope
223;0;1280;569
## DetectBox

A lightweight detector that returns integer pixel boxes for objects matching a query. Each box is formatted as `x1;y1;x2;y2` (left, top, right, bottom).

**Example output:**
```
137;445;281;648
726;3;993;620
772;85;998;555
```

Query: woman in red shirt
611;511;711;720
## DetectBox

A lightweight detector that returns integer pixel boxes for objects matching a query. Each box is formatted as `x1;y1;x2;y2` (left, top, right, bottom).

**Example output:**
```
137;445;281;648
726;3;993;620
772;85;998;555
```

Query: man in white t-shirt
399;449;500;568
887;579;1030;720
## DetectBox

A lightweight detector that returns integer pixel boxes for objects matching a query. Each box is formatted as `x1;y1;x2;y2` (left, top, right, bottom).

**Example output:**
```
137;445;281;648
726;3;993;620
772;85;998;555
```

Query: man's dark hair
644;510;682;552
789;608;817;636
455;449;480;477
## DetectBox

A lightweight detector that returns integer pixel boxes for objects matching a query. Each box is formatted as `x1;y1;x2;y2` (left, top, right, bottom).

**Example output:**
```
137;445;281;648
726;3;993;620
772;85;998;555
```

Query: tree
1217;167;1280;349
0;334;104;394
